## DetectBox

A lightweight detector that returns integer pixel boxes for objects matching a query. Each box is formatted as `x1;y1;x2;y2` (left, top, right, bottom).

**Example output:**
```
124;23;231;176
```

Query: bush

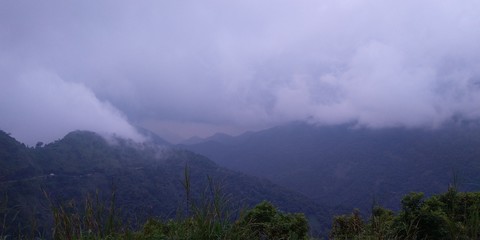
330;188;480;240
240;201;309;240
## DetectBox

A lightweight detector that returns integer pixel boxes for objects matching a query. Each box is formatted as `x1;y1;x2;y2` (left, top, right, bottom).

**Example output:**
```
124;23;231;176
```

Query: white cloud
0;69;144;145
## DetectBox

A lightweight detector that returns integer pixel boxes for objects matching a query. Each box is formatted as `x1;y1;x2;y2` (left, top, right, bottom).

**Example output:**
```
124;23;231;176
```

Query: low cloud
0;69;144;145
271;40;480;128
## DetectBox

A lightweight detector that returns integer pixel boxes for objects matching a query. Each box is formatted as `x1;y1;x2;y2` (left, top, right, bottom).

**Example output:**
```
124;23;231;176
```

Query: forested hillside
183;121;480;213
0;130;329;238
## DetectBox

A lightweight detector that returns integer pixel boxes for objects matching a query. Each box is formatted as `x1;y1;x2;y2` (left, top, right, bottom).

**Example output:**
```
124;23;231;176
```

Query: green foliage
240;201;309;239
329;209;365;239
368;206;395;239
330;188;480;240
127;167;309;239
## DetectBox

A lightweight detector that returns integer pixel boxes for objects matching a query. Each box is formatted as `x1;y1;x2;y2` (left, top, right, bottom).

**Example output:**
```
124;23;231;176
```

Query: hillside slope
0;130;329;237
183;121;480;212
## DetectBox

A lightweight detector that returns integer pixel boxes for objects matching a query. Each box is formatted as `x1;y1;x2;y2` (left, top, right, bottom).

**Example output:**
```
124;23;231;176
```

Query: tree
330;209;365;239
240;201;309;239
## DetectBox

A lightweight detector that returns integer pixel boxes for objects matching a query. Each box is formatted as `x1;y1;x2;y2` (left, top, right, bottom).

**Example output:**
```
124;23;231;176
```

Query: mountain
180;133;235;145
182;121;480;213
135;126;172;146
180;136;205;145
0;130;329;237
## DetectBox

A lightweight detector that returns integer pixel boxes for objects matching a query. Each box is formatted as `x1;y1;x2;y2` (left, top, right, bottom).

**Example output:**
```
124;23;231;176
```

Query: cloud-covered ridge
1;0;480;140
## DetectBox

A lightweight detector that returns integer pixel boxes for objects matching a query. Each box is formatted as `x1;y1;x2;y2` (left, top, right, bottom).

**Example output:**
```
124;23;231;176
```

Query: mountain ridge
0;129;329;237
183;121;480;212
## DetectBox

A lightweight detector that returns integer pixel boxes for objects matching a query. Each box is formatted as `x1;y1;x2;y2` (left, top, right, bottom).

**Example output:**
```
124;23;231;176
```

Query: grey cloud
1;0;480;142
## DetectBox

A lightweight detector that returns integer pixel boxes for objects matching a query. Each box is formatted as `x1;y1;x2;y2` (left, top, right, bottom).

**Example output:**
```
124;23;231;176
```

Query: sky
1;0;480;145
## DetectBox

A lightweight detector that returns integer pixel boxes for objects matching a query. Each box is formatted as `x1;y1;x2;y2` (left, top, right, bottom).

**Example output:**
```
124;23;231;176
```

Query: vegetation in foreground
330;186;480;240
43;197;308;240
3;179;480;239
0;166;310;240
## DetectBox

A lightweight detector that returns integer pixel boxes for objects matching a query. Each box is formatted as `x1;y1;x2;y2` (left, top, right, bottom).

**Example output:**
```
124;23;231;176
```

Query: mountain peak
206;132;233;142
58;130;107;147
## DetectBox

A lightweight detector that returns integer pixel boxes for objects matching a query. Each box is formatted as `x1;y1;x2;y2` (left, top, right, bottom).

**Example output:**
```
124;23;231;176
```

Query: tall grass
32;165;255;239
1;165;309;239
154;164;254;239
0;192;24;239
44;187;125;240
133;164;310;239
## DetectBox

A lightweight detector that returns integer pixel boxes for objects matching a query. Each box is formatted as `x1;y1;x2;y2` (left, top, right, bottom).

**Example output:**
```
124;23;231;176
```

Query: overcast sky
1;0;480;144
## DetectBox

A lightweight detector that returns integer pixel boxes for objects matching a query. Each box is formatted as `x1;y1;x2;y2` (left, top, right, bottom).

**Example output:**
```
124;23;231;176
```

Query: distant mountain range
4;121;480;238
182;121;480;212
0;130;329;237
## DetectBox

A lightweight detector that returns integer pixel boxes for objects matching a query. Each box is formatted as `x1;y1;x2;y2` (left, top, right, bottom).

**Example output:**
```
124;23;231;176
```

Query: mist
1;0;480;143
